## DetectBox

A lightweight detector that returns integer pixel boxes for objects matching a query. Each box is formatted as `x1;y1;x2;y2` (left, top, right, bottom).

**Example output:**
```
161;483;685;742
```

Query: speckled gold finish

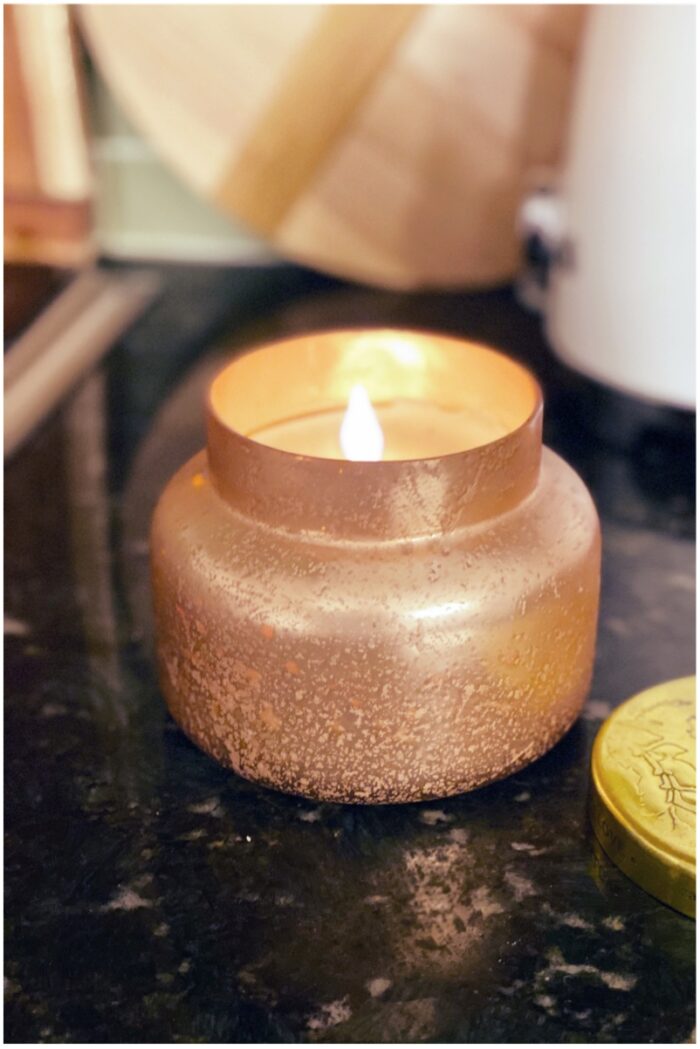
151;330;601;803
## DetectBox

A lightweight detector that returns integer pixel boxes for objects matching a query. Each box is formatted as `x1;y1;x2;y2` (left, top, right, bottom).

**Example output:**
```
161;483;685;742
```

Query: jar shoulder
152;446;600;632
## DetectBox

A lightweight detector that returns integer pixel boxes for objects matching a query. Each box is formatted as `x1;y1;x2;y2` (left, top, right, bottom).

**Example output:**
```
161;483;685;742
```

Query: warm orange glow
339;384;384;461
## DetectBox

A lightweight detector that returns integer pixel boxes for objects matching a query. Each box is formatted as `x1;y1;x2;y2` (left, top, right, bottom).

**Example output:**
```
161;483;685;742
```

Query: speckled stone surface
5;265;695;1042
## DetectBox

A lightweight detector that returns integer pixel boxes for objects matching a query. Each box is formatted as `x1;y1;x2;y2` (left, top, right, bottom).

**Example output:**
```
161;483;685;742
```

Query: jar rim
205;329;544;537
207;327;542;465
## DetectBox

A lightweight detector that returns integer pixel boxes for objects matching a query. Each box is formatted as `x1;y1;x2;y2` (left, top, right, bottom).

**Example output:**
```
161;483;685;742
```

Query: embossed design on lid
591;677;696;918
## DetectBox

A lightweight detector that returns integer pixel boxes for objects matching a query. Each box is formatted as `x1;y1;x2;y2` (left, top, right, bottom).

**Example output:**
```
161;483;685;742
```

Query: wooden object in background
79;4;585;289
4;267;159;458
3;264;70;344
4;4;94;266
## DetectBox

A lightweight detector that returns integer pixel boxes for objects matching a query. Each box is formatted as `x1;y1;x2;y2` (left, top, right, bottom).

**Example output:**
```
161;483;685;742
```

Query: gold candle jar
151;330;601;803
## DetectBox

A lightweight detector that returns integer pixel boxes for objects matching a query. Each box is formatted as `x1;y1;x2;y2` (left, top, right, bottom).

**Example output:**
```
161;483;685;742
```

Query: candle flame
339;384;384;461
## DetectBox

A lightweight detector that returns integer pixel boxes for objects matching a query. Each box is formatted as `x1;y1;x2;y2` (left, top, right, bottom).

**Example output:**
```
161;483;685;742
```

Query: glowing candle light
339;384;384;461
152;329;601;804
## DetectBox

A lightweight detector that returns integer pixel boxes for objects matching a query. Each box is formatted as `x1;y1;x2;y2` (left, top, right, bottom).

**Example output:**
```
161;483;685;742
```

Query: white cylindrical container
538;6;695;410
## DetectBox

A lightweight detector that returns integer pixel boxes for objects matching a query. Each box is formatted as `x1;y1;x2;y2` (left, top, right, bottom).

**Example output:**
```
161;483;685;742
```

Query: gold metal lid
590;676;696;918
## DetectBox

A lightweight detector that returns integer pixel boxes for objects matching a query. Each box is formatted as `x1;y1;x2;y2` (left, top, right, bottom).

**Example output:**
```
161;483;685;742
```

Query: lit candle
230;330;517;462
153;328;601;804
248;382;508;461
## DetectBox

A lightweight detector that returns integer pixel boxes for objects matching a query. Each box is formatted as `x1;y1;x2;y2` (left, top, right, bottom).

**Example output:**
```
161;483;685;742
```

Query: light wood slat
79;4;586;289
216;5;421;234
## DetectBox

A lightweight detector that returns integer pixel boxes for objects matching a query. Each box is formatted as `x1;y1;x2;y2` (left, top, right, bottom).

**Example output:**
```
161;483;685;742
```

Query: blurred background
4;3;695;461
4;5;696;1044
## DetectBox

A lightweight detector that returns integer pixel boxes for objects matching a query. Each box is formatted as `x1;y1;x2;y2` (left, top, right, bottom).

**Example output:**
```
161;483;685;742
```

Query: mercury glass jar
151;330;601;802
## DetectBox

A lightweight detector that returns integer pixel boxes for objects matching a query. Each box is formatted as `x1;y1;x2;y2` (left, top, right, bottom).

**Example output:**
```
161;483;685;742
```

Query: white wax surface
248;398;508;460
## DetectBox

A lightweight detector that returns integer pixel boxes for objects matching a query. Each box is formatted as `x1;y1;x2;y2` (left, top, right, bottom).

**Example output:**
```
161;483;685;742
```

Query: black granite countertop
5;264;695;1043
